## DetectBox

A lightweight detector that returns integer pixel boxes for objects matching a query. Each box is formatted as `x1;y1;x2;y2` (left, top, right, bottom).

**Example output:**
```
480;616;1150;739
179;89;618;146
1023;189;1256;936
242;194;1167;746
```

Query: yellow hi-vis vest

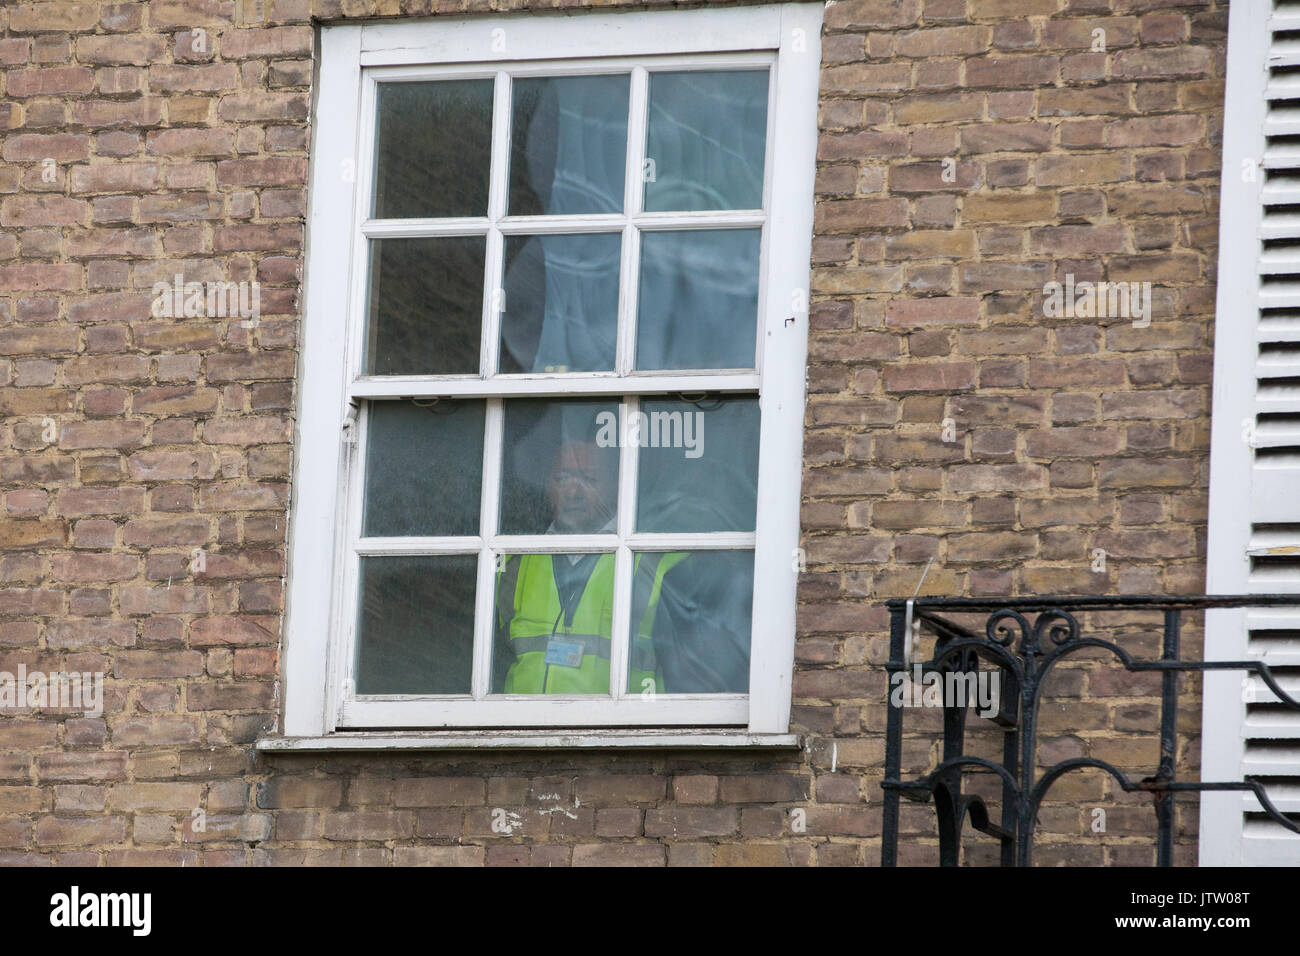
495;552;686;694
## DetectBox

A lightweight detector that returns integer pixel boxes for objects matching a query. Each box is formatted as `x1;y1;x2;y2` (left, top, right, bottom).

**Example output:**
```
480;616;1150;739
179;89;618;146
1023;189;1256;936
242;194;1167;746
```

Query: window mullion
472;397;505;699
610;394;640;700
481;70;511;378
624;66;649;217
617;66;649;377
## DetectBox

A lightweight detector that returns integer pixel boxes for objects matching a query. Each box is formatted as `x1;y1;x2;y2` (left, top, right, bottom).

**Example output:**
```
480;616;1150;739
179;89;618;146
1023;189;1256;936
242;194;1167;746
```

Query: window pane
636;229;760;370
643;70;768;212
362;400;485;537
627;550;752;693
499;233;620;373
509;74;629;216
373;80;493;219
355;554;477;694
636;396;759;533
499;398;620;535
365;236;485;375
492;552;616;694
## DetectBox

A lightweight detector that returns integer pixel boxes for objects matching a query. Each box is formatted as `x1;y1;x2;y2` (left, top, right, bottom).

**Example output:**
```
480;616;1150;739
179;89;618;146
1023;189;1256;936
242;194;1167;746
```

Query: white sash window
278;5;822;742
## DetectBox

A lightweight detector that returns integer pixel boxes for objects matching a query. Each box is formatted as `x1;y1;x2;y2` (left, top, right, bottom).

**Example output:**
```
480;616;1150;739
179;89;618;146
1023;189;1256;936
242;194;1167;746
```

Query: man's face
548;442;615;533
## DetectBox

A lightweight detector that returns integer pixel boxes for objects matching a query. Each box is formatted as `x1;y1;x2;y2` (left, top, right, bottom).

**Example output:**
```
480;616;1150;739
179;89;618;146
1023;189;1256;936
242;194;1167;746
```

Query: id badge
544;639;584;668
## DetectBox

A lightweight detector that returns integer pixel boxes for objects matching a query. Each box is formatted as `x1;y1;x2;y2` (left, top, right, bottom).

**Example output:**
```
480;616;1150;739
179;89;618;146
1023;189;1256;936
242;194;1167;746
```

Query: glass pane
626;550;752;693
362;400;485;537
499;233;620;373
643;70;768;212
365;236;485;375
491;551;616;694
636;396;759;532
636;229;760;370
499;399;620;535
373;80;493;219
509;74;629;216
355;554;478;694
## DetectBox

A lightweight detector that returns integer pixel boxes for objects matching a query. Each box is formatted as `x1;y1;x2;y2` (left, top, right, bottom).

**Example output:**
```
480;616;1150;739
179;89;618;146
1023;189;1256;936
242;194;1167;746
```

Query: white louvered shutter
1203;0;1300;866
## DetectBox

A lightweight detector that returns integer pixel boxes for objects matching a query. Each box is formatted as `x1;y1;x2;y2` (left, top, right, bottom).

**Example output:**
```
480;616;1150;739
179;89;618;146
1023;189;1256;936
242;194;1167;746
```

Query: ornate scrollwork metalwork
882;594;1300;868
1032;609;1079;648
985;608;1029;648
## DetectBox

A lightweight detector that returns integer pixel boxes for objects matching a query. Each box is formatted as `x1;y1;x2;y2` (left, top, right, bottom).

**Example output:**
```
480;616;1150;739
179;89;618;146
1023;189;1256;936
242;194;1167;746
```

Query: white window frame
279;5;822;742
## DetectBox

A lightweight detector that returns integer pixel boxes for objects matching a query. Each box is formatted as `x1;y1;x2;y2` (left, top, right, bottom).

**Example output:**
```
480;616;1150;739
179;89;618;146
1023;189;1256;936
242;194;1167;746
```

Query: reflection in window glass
636;397;759;533
499;233;620;373
643;70;768;212
627;549;752;693
363;400;485;537
636;229;761;370
509;74;630;216
355;554;478;694
365;236;485;375
499;399;620;535
373;80;494;219
492;552;616;694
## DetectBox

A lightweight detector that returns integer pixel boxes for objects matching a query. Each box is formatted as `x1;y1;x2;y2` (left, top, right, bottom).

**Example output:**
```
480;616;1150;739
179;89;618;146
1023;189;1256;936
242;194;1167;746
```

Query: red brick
10;3;101;32
882;362;977;393
37;752;128;782
221;27;313;58
76;35;167;64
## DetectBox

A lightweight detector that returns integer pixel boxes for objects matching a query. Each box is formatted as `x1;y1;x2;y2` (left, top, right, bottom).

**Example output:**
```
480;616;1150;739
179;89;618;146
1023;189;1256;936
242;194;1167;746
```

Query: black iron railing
881;595;1300;866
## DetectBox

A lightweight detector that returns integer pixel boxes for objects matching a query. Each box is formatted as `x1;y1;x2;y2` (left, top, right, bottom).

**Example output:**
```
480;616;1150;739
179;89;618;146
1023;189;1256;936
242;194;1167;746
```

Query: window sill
256;729;804;753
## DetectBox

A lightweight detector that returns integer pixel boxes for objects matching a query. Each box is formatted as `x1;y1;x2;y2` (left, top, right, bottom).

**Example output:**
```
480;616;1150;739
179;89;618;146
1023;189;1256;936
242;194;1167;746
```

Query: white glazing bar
360;210;769;242
362;218;491;238
618;67;650;377
632;212;766;231
357;536;483;554
501;211;766;233
349;372;760;400
354;532;753;554
496;214;623;234
471;551;496;700
610;395;640;700
473;398;505;699
454;530;759;554
481;71;511;378
485;533;618;552
616;223;638;378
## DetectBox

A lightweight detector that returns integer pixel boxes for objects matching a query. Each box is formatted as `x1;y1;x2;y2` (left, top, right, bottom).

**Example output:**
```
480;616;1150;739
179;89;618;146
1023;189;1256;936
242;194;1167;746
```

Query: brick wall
0;0;1224;865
